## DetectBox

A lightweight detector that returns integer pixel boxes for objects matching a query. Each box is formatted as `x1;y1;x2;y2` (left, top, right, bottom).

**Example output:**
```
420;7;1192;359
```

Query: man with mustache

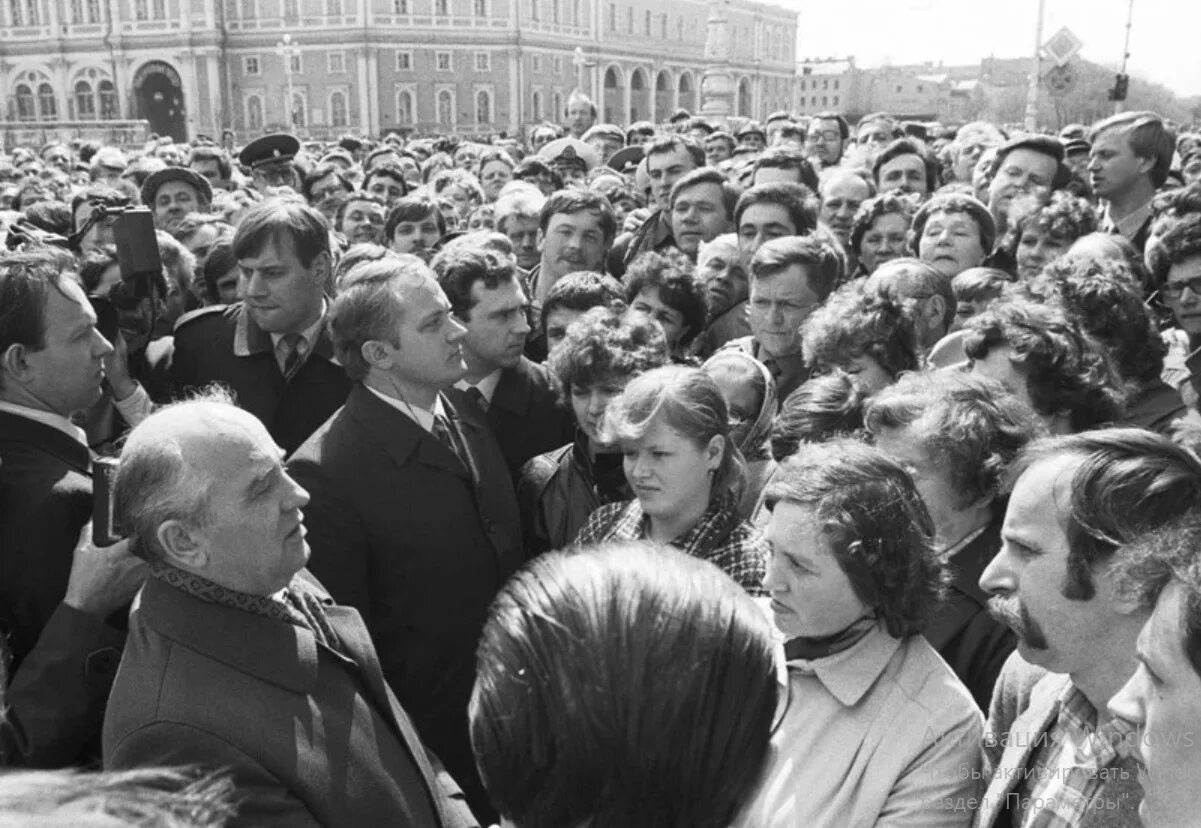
974;429;1201;828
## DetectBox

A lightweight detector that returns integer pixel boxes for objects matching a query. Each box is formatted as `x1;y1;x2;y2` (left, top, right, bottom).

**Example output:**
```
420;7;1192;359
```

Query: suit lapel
325;604;448;826
0;411;91;475
347;385;472;482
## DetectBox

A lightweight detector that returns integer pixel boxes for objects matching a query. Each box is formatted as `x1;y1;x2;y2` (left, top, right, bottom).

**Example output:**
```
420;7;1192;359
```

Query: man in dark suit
434;243;572;480
288;256;523;819
0;247;145;767
103;396;477;828
170;198;350;455
866;372;1040;711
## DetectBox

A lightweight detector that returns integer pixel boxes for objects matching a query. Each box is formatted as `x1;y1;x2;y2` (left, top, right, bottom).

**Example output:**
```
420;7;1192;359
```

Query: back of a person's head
470;542;778;828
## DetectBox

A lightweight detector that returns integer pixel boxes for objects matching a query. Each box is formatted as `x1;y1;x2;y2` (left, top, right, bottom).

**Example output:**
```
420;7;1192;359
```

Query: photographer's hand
104;330;138;402
63;522;148;618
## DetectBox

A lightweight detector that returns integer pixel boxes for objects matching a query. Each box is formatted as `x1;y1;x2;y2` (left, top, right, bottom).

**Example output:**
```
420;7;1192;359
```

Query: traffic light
1109;73;1130;102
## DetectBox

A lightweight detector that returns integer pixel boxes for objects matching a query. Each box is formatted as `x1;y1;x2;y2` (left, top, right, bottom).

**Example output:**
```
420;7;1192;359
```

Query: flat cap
140;166;213;208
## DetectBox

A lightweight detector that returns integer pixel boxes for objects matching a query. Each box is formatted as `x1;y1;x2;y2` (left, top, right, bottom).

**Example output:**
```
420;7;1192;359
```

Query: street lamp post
572;46;586;95
275;33;301;131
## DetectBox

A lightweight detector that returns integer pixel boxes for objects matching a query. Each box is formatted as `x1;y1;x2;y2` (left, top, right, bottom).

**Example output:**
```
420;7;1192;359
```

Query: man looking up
1089;111;1175;255
975;429;1201;828
170;199;350;454
288;257;522;819
434;243;571;479
985;135;1068;239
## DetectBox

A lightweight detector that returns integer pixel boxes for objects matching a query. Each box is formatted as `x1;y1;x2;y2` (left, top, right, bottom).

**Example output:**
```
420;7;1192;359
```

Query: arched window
329;91;348;127
436;89;453;127
397;90;413;124
475;89;491;126
37;83;57;120
75;80;96;119
98;79;118;119
532;90;542;122
291;92;306;127
15;84;35;121
246;95;263;131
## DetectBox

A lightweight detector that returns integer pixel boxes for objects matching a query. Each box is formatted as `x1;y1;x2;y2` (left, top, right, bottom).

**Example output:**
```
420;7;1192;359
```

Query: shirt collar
454;369;502;404
1104;200;1153;241
364;385;446;434
269;301;328;351
781;621;902;708
0;400;89;447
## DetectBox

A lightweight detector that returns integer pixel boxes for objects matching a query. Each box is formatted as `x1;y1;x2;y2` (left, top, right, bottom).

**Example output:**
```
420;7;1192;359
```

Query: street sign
1045;64;1078;97
1043;27;1083;67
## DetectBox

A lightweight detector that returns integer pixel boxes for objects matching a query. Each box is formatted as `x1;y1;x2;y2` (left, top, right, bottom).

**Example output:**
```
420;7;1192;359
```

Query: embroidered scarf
149;561;342;653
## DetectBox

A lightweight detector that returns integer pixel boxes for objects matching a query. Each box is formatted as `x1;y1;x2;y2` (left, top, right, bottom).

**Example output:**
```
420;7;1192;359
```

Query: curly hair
1007;429;1201;601
764;440;946;638
547;306;668;403
1002;191;1099;259
1147;212;1201;287
1028;256;1165;384
865;372;1046;510
430;168;485;205
770;371;869;461
801;281;921;380
962;298;1126;432
624;250;708;350
848;192;920;258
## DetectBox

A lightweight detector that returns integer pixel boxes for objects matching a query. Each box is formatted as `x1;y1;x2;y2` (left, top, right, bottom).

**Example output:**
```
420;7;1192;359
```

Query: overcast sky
785;0;1201;98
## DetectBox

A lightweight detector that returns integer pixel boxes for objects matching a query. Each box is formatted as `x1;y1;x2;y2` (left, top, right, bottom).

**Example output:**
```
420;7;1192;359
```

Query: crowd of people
3;91;1201;826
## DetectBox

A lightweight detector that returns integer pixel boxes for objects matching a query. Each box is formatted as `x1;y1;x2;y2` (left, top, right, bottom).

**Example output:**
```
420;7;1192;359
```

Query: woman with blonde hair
575;365;767;594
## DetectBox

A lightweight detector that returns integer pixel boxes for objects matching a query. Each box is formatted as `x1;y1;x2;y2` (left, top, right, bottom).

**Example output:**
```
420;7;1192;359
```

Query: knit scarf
149;561;342;653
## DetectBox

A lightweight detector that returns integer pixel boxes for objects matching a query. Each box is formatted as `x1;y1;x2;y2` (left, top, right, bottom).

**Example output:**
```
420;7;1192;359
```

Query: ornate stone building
0;0;796;144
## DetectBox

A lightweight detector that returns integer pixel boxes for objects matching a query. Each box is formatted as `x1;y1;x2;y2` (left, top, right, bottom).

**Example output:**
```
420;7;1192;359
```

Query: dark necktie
432;413;466;467
466;385;489;413
279;333;306;380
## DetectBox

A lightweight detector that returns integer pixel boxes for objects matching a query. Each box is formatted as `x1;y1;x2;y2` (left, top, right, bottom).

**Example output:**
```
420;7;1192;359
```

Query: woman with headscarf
702;350;778;520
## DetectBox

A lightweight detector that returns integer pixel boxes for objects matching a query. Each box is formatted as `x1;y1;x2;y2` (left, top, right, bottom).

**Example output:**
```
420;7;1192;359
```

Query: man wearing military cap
140;166;213;233
581;124;624;166
735;122;767;153
608;145;645;176
537;136;598;188
240;132;302;192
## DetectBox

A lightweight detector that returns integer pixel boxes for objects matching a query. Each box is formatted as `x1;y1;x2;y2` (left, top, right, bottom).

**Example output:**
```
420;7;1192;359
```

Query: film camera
77;202;164;343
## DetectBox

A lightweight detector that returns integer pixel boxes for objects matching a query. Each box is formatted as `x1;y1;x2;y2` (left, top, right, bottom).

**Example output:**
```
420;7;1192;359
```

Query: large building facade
1;0;796;144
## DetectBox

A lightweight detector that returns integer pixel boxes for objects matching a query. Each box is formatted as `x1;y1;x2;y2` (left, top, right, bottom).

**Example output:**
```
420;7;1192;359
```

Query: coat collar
232;301;337;363
784;622;903;708
0;409;91;474
345;383;474;482
134;575;324;694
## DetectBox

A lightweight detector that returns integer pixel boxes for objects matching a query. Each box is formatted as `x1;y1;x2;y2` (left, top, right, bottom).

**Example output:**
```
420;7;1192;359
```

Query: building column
365;46;379;135
356;51;371;135
177;52;200;139
206;49;222;133
508;49;521;135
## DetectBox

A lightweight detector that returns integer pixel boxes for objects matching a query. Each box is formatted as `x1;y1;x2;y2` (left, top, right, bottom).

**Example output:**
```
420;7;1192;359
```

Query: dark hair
801;282;921;380
669;167;741;220
626;121;656;143
865;371;1045;509
300;163;354;202
1007;429;1201;600
771;371;869;460
734;182;818;238
0;247;79;388
1113;514;1201;677
643;134;706;169
202;239;238;303
189;145;233;180
988;135;1072;192
77;247;120;294
952;267;1014;304
910;193;998;257
514;157;564;191
809;111;850;140
871;138;938;194
1147;212;1201;287
363;164;410;194
1029;255;1165;384
231;199;331;268
540;270;626;332
333;190;387;229
384;195;447;241
431;244;519;321
470;542;777;828
751;148;820;192
962;298;1126;432
765;440;946;637
624;251;707;349
69;184;129;232
847;192;920;258
750;234;843;300
22;200;72;236
1089;111;1175;188
328;255;432;381
866;257;956;333
547;306;667;402
539;189;617;245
